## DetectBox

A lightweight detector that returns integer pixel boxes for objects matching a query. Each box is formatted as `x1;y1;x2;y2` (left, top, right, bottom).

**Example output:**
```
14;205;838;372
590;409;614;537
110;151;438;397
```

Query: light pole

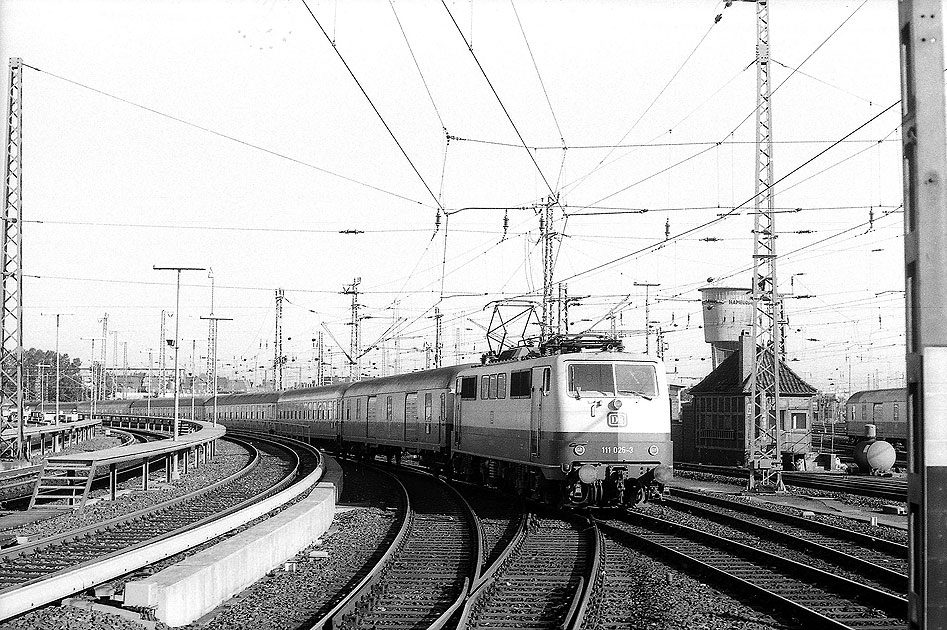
201;315;232;427
37;363;50;418
142;348;157;417
80;337;104;419
42;313;73;425
154;266;206;481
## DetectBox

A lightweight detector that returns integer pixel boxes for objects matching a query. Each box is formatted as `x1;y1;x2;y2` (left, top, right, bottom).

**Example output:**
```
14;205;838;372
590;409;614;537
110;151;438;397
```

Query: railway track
457;511;598;630
315;465;479;630
597;510;907;630
0;434;319;619
661;488;907;595
675;463;907;502
454;484;526;577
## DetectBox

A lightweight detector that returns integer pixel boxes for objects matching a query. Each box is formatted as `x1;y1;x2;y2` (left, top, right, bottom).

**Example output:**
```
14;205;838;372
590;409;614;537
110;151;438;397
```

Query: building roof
846;388;906;405
689;347;817;397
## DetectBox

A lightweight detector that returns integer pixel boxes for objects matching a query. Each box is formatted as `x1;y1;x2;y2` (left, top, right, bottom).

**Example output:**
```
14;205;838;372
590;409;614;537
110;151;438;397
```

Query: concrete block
123;486;336;627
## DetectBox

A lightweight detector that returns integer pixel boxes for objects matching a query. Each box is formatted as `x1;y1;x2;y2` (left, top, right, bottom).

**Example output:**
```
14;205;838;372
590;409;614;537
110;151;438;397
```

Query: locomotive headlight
578;464;598;484
573;444;586;456
648;445;659;456
610;399;622;410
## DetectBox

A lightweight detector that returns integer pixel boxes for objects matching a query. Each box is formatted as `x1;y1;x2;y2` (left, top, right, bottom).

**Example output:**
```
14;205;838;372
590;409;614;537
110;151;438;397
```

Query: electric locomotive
451;350;672;506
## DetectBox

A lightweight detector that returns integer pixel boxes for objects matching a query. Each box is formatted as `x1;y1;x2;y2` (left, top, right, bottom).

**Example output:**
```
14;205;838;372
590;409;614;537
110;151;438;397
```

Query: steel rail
662;494;906;594
674;463;907;502
669;487;907;555
599;511;907;629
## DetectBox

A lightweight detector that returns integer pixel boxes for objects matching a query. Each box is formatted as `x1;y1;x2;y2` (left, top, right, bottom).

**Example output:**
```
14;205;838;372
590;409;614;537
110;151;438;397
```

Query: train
844;388;907;447
73;348;674;507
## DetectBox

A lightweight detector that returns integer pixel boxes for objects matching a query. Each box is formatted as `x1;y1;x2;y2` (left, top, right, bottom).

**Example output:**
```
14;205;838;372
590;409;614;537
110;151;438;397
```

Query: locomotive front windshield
569;363;658;398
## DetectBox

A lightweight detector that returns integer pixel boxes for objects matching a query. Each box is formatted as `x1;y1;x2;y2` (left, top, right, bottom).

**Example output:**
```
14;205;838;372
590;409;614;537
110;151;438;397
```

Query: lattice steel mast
540;196;557;345
274;288;284;389
0;58;23;459
343;278;361;381
206;269;215;391
746;0;783;491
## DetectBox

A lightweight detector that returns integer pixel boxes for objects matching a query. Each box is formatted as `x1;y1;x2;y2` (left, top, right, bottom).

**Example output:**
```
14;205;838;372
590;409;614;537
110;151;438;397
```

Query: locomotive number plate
602;445;634;454
607;412;626;427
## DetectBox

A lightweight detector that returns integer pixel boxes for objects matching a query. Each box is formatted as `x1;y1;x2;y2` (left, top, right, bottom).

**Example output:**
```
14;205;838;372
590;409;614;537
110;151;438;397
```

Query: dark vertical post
899;3;947;628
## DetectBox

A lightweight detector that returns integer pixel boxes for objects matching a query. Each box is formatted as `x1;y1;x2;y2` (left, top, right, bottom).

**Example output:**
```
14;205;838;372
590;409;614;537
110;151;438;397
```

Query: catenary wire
20;63;432;210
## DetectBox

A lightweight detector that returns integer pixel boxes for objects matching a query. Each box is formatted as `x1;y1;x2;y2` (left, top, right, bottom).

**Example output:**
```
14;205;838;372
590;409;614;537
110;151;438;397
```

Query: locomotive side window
459;376;477;400
569;363;615;396
489;374;498;399
510;370;531;398
894;403;900;421
481;376;490;399
497;373;507;399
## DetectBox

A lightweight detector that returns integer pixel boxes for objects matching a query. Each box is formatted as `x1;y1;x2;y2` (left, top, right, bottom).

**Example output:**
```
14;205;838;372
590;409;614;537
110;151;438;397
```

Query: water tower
699;287;753;368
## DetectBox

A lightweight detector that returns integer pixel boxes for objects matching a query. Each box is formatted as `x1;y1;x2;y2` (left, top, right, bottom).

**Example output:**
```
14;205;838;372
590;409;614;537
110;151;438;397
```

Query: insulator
664;218;670;240
502;210;509;237
435;210;441;231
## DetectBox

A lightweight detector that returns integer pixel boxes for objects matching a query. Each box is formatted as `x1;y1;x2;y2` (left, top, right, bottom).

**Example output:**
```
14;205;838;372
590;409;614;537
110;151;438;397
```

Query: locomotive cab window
570;363;614;395
569;362;656;398
615;364;657;397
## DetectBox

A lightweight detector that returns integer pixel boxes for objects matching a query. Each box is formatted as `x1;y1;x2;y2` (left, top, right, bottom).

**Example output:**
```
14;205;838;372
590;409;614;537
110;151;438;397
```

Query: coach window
424;393;433;434
481;376;490;400
460;376;477;400
406;393;418;425
386;396;393;424
346;400;351;422
368;396;377;423
510;369;531;398
440;393;446;421
356;398;362;421
861;403;867;422
497;373;507;399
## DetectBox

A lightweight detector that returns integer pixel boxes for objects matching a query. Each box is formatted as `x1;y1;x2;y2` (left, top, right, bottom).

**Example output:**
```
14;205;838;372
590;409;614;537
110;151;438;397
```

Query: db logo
573;444;586;456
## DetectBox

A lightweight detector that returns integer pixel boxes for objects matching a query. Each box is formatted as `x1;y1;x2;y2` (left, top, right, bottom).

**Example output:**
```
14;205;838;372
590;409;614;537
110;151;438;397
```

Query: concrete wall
125;457;342;627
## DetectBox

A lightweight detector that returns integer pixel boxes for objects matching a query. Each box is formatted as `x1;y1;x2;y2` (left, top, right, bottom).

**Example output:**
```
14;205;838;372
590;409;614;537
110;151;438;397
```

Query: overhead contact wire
299;0;445;212
441;0;557;199
20;64;430;209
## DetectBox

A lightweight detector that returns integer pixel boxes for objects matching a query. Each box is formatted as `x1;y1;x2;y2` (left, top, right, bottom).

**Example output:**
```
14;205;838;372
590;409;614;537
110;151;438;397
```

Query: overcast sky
0;0;908;393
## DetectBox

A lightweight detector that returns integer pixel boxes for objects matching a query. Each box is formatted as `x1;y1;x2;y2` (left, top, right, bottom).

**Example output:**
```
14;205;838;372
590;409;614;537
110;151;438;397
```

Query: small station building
683;337;817;466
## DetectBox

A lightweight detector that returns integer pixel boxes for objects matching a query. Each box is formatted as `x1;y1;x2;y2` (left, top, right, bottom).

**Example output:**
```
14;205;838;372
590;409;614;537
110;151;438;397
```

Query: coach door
530;367;550;459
